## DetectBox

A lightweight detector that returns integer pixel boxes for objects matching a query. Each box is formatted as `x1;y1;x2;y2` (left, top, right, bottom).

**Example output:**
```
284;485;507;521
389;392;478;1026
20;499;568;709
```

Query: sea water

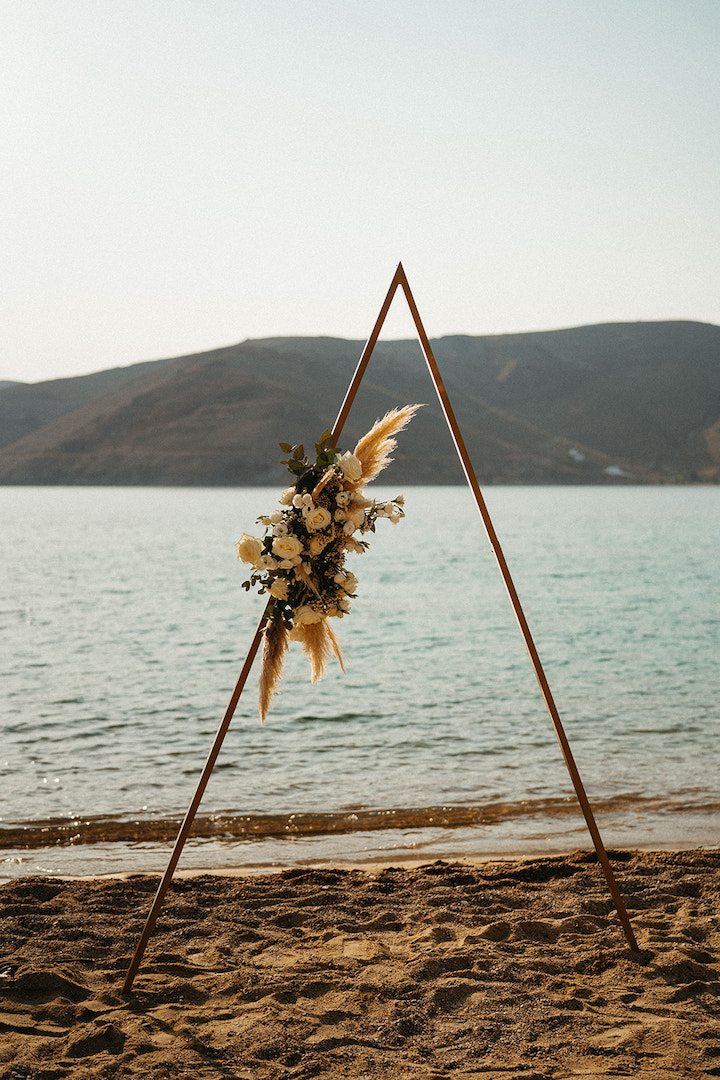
1;486;718;878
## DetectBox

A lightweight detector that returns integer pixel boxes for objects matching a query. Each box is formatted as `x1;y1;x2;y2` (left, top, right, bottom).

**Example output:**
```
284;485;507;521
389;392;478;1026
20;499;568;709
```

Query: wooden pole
331;265;405;441
122;268;413;994
122;609;268;995
392;263;638;951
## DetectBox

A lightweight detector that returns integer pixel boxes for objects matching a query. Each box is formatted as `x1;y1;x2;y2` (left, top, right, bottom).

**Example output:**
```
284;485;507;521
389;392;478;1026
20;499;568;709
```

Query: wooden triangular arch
123;264;637;994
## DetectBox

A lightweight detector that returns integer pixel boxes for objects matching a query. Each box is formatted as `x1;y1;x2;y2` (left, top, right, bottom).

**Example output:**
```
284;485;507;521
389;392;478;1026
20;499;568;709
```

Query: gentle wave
3;792;719;851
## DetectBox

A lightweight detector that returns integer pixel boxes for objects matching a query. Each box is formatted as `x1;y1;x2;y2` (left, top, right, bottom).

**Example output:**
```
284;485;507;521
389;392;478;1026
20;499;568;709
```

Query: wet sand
1;848;719;1079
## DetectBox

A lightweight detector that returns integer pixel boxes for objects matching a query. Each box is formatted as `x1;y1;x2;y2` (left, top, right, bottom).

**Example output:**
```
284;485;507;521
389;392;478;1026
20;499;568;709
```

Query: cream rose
337;451;362;483
272;535;303;561
305;505;332;532
293;604;323;626
278;487;296;505
333;571;357;593
269;579;289;600
309;535;329;556
340;504;367;534
342;572;358;594
236;533;264;567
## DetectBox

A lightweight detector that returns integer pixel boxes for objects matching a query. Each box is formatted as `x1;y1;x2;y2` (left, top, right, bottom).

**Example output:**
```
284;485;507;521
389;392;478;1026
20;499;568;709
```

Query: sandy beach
1;848;718;1079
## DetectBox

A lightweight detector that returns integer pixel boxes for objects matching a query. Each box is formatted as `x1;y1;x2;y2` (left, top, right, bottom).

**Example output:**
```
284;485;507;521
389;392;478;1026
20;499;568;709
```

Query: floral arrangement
237;404;421;720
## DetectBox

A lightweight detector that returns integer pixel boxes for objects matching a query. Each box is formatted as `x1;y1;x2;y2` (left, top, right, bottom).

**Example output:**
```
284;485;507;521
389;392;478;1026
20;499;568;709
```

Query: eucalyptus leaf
315;430;333;454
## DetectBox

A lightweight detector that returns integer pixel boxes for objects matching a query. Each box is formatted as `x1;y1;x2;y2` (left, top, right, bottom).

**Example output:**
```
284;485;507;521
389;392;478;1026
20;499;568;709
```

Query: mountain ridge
1;320;718;485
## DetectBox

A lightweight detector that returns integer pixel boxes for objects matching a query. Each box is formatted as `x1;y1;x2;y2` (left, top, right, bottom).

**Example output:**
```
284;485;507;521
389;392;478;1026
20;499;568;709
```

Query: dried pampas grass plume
352;404;424;486
298;620;345;683
258;617;288;723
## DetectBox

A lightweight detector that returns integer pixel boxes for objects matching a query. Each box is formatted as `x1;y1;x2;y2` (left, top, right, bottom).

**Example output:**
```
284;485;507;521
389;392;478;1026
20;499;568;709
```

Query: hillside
0;322;719;485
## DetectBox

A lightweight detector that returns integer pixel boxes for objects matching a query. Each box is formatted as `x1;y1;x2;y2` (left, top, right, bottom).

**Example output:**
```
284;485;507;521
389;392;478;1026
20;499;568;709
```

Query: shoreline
2;847;719;1078
3;820;718;883
44;840;720;883
3;792;718;884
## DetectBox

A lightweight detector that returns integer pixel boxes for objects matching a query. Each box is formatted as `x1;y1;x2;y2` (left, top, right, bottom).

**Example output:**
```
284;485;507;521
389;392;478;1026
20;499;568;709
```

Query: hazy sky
2;0;719;384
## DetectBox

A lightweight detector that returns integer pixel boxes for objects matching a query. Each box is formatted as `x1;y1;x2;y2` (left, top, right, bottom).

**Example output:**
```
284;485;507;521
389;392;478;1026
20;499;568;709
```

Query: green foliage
279;430;337;479
314;430;336;467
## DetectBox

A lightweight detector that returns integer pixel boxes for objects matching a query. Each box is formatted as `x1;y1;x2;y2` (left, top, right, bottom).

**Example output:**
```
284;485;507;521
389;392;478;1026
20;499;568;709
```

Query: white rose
305;505;332;532
293;604;323;626
269;579;289;600
335;490;351;507
342;505;366;533
236;534;264;567
272;535;304;561
272;521;289;537
333;571;357;593
260;554;278;570
279;487;296;505
337;451;362;483
269;510;283;524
